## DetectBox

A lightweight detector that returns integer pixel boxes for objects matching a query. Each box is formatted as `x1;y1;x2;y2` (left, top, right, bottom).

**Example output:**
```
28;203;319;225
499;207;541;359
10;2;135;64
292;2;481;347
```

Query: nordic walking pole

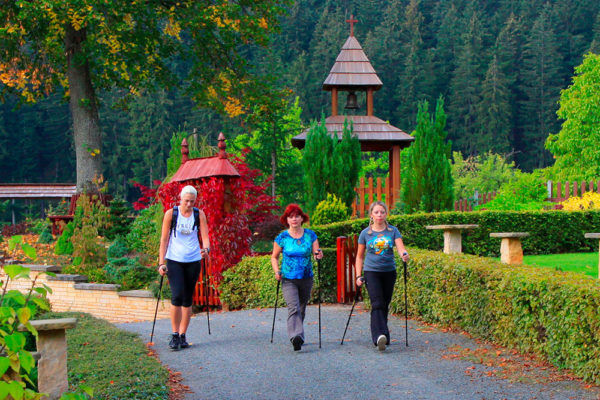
270;278;281;343
202;259;211;335
150;273;164;343
340;281;362;345
403;256;408;347
317;255;322;349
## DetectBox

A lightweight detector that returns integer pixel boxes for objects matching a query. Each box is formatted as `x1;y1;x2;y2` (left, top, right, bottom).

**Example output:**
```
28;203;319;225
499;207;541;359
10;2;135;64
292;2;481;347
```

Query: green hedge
312;210;600;256
220;248;337;309
396;249;600;383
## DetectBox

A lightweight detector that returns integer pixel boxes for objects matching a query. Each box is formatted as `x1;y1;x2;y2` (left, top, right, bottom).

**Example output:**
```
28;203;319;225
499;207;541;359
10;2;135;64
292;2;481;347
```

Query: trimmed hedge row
219;248;337;309
398;249;600;383
312;210;600;256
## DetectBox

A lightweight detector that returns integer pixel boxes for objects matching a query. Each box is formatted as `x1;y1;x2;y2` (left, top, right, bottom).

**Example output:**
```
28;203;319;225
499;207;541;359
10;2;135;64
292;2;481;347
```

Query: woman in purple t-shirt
355;201;409;351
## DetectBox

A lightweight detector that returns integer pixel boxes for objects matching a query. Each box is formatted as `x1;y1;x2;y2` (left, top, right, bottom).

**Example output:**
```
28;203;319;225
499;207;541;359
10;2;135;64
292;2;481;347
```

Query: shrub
311;210;600;256
37;225;54;244
104;197;133;240
1;222;29;237
220;249;337;309
397;249;600;383
107;236;129;259
476;171;549;211
126;203;162;259
54;221;75;255
311;193;348;225
560;192;600;211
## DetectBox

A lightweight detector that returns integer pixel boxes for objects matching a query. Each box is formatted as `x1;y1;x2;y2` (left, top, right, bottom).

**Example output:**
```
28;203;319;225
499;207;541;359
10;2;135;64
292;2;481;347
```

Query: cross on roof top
346;14;358;36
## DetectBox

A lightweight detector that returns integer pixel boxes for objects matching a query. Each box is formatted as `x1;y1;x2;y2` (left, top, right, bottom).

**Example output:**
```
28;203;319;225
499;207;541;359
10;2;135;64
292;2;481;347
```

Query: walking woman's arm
199;210;210;257
271;243;282;281
312;239;323;259
395;238;409;262
158;209;173;276
355;243;366;287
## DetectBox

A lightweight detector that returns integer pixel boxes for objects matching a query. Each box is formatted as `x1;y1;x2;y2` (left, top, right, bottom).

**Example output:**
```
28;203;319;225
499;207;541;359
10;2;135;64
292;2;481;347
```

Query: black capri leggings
166;259;201;307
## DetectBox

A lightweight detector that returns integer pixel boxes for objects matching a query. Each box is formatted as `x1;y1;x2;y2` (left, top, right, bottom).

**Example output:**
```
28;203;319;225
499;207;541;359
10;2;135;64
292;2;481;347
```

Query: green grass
41;312;169;400
523;252;599;279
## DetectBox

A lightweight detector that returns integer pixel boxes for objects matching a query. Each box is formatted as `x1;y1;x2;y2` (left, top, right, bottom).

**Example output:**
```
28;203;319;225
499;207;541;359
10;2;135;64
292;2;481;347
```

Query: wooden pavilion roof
0;183;77;199
322;36;383;91
291;115;414;151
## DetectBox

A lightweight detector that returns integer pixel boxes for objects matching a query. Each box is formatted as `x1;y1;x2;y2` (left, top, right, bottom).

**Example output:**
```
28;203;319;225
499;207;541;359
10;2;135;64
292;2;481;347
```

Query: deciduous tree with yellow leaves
0;0;287;191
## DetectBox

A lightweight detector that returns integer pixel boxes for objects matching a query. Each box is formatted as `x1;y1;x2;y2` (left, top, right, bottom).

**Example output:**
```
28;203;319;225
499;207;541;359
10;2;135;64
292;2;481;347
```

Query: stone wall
2;265;170;323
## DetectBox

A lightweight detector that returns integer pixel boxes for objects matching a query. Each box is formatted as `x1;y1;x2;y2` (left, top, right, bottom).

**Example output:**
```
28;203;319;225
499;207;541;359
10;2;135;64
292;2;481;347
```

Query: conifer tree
302;117;361;213
476;55;511;154
495;14;524;151
520;3;563;169
590;13;600;54
447;6;486;155
395;0;428;131
401;97;454;213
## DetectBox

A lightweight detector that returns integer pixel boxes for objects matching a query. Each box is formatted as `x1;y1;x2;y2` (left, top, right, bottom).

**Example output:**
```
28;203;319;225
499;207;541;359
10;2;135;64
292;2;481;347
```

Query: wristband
356;276;364;282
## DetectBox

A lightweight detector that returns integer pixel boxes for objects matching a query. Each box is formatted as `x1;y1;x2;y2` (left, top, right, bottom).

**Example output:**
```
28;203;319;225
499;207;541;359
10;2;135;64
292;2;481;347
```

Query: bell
345;91;359;109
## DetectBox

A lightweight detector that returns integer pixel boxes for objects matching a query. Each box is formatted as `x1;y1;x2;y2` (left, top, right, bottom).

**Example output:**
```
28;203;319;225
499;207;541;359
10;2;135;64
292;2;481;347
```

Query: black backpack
170;206;200;238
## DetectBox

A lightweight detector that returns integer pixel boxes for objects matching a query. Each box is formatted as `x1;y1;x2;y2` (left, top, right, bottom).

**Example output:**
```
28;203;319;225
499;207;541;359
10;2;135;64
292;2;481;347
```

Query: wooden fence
351;177;393;218
454;180;600;211
336;235;361;304
193;258;221;307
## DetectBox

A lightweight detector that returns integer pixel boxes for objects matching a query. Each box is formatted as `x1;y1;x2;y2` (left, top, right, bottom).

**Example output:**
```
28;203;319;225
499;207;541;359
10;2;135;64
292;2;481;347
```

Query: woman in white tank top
158;185;210;350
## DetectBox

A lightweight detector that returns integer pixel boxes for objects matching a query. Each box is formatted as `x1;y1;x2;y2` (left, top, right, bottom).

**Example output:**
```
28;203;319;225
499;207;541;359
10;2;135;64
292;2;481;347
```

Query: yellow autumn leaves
560;192;600;211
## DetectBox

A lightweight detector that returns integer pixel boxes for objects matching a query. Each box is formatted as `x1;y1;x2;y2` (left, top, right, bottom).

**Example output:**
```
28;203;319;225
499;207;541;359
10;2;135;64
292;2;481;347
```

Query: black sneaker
291;336;303;351
179;334;189;349
169;334;180;351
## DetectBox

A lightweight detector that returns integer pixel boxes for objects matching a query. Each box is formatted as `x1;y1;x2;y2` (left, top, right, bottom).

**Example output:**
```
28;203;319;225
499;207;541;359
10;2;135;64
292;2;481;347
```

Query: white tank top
165;211;202;263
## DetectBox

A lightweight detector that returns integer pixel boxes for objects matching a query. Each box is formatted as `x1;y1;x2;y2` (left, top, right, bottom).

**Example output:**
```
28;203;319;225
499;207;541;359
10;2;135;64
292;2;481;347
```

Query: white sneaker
377;335;387;351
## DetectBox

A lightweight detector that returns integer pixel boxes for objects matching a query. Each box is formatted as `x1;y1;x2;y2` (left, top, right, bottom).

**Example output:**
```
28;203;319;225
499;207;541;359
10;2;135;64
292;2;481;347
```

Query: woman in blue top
271;204;323;351
355;201;409;351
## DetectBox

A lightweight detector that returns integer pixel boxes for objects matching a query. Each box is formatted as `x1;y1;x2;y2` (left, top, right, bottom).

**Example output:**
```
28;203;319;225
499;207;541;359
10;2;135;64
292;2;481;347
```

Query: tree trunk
65;25;103;193
271;149;277;198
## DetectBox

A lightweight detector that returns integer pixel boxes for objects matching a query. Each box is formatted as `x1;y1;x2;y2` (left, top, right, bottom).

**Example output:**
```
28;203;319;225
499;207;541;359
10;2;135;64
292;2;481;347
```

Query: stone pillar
500;238;524;264
443;230;463;254
20;318;77;400
490;233;530;265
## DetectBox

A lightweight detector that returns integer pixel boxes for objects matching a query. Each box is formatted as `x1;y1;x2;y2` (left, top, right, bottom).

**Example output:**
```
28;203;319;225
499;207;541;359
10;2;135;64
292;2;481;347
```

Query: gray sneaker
377;335;387;351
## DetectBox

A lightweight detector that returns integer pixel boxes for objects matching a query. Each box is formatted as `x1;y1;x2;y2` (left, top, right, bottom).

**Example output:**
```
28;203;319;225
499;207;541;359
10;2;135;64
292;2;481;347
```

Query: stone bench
426;224;479;254
584;233;600;279
490;232;530;265
18;318;77;400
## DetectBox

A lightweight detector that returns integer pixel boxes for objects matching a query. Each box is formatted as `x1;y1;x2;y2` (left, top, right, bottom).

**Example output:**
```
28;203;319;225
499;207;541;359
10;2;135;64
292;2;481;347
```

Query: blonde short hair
180;185;197;198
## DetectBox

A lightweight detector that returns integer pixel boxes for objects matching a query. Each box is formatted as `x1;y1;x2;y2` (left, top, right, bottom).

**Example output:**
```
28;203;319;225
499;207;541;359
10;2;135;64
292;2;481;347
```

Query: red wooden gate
336;235;360;303
193;258;221;306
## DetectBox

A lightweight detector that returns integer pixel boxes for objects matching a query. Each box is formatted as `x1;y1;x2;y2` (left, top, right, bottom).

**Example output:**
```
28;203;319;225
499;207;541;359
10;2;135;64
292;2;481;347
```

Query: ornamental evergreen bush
396;249;600;383
311;194;348;225
311;210;600;256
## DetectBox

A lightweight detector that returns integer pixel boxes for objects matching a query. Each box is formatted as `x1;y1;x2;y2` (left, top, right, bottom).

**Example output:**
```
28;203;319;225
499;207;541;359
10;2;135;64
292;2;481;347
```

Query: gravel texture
119;304;599;400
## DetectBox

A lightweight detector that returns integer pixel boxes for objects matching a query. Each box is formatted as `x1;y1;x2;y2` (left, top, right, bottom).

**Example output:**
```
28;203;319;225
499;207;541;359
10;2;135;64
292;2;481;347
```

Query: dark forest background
2;0;600;200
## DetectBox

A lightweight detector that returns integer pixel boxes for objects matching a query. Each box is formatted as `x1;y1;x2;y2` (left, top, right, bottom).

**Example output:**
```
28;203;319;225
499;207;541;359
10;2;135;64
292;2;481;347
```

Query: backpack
170;206;200;238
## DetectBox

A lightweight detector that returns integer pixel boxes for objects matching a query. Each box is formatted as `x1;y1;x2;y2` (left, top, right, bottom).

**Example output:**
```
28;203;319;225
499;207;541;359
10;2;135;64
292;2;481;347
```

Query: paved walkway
119;304;599;400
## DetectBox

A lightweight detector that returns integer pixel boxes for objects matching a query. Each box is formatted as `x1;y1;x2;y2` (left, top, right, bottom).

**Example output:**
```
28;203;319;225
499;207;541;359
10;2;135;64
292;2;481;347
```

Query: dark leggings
364;270;397;345
166;259;201;307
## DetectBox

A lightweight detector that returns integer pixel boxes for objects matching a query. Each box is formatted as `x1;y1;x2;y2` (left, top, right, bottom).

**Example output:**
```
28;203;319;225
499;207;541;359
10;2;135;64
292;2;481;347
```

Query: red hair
280;204;309;227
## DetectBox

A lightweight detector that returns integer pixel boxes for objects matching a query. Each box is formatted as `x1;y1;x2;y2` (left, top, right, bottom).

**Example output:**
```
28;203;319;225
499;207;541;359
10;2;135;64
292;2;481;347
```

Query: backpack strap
193;207;200;232
170;206;179;238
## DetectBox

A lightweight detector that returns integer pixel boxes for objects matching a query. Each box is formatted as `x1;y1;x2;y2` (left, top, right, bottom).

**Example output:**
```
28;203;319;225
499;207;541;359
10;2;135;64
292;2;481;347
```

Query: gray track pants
281;277;313;341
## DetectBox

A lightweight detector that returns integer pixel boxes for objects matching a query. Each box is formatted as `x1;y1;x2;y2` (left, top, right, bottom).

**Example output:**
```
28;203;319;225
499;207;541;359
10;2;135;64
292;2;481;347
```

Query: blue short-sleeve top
275;229;318;279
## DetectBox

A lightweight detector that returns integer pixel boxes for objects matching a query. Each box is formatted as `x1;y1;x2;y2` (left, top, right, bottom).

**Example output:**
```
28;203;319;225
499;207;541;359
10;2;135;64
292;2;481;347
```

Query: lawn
41;312;170;400
523;252;599;279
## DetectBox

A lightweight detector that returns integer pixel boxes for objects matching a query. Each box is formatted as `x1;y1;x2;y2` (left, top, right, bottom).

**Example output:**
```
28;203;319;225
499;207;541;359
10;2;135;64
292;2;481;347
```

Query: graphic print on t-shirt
367;234;392;255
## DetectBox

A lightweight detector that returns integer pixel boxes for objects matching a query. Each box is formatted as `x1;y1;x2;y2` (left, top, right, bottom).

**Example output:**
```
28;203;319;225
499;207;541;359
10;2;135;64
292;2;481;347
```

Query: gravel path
119;304;599;400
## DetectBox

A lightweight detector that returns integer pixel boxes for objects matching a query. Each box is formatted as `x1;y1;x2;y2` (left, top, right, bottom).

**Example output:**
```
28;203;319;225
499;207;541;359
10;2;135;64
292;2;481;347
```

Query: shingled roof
292;115;414;151
322;36;383;91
